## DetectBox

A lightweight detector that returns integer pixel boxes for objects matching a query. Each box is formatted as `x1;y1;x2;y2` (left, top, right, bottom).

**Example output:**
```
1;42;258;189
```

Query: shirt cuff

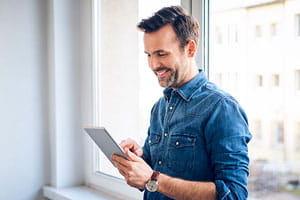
215;180;230;200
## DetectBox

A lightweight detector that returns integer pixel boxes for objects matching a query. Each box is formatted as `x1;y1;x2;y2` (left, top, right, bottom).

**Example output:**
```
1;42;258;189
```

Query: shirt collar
163;70;207;102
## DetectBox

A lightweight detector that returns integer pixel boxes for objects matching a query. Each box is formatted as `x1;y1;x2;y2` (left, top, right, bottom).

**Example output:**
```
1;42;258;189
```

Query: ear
186;40;197;57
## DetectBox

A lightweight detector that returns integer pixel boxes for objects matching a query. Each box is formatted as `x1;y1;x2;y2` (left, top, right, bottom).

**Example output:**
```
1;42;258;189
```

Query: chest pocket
167;134;196;173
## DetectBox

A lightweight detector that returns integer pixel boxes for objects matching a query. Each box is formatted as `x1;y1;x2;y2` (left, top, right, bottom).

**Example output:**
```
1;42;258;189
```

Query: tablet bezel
84;127;128;166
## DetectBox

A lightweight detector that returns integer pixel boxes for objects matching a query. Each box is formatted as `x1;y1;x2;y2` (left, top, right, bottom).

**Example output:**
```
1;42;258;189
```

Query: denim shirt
142;70;252;200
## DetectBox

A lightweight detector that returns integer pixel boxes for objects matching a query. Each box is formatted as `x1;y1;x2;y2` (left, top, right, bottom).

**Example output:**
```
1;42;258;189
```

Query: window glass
296;70;300;91
271;74;280;87
270;22;277;37
296;14;300;36
96;0;180;178
210;0;300;199
295;122;300;152
255;25;262;38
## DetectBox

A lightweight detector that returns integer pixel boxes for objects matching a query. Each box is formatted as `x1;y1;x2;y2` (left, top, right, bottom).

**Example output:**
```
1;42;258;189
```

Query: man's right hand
120;138;143;157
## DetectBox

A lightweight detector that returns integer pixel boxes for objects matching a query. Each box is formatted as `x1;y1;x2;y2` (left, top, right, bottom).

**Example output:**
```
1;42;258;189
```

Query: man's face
144;25;191;89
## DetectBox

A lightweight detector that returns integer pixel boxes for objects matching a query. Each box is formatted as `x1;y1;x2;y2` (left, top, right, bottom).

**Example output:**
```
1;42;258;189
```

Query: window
295;122;300;151
271;74;280;87
270;22;277;37
234;24;239;43
256;74;264;87
210;0;300;199
296;70;300;91
272;120;284;147
87;1;300;199
296;14;300;37
95;0;180;178
88;0;182;198
255;25;262;38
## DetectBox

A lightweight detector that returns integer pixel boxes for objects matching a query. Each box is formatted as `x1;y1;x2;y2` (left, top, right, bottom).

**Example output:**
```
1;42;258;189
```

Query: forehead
143;24;180;53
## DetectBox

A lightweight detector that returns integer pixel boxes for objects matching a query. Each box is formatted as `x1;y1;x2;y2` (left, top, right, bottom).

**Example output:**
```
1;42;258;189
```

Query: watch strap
151;171;160;181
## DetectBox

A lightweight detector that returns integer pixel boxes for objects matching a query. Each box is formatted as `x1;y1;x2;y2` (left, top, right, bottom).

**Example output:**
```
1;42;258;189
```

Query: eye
158;52;168;57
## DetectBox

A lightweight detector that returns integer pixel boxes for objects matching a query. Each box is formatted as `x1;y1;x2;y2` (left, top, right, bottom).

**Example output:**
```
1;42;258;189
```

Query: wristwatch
145;171;160;192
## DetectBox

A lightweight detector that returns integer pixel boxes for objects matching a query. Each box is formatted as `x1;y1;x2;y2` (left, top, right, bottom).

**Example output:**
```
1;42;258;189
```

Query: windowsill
43;186;124;200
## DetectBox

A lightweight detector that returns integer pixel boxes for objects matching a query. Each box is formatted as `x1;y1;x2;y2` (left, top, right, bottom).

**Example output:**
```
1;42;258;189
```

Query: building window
272;120;284;147
296;14;300;37
295;70;300;91
255;25;262;38
271;74;280;87
234;24;239;43
295;122;300;151
256;74;264;87
270;22;277;37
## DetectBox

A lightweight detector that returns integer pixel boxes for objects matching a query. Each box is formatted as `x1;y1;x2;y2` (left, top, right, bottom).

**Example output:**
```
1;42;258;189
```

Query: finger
113;157;132;173
135;148;143;157
120;139;143;157
120;139;134;149
118;168;127;177
112;154;130;168
125;149;142;162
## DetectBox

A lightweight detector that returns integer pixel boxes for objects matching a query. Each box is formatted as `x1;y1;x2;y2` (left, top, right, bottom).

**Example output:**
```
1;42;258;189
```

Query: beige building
210;0;300;165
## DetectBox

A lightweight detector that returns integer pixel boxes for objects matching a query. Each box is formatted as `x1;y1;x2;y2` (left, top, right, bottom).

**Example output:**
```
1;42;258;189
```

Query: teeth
157;69;167;75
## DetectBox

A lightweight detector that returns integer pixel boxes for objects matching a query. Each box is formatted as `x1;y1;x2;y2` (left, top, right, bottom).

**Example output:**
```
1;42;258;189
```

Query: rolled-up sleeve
205;97;252;200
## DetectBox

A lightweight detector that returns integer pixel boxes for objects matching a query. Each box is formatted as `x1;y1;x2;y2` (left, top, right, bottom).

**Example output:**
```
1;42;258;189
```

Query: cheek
164;56;179;68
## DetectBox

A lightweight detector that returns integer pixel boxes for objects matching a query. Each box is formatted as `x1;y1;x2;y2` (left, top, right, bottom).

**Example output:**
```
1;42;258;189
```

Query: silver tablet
84;127;128;165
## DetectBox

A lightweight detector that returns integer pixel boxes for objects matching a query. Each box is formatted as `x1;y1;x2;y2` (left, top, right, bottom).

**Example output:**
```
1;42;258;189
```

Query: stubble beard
158;69;180;88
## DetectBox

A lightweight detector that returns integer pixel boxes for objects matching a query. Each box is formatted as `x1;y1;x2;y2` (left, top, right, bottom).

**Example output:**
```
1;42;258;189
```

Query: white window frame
84;0;143;199
84;0;207;198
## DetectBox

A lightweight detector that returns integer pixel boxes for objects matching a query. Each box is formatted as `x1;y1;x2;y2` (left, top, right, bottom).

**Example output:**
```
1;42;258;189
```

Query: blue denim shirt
142;70;252;200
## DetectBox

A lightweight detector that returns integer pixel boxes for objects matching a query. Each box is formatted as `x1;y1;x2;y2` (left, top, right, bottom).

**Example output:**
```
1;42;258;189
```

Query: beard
157;67;181;88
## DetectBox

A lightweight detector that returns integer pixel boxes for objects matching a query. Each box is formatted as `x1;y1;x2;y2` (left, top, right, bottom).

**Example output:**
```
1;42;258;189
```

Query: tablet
84;127;128;166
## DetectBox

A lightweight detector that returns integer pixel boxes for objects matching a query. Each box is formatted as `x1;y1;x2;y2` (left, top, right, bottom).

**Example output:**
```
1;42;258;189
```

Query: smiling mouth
155;68;171;79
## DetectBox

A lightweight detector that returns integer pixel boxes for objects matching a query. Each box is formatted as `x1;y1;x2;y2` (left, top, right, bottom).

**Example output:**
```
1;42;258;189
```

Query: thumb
126;149;140;162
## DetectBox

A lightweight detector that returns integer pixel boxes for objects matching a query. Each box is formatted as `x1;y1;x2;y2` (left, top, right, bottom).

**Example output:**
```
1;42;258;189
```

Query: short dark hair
137;6;200;49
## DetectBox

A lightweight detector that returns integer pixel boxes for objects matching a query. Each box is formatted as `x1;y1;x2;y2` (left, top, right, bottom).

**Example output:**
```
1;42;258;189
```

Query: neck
173;60;199;90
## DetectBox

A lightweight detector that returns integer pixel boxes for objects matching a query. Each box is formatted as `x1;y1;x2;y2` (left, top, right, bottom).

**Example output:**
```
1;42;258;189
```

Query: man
112;6;252;200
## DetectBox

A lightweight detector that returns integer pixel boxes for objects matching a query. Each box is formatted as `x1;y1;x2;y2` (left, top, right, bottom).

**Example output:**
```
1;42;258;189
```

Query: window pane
296;70;300;91
210;0;300;199
96;0;180;178
271;74;280;87
270;22;277;37
296;14;300;36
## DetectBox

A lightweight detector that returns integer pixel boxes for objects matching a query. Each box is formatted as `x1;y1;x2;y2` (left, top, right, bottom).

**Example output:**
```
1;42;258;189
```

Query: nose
148;56;160;70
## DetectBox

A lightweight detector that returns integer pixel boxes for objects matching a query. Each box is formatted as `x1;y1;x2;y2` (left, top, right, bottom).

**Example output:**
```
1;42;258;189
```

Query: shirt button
175;141;179;146
169;106;173;110
158;161;162;165
164;133;168;137
149;140;152;144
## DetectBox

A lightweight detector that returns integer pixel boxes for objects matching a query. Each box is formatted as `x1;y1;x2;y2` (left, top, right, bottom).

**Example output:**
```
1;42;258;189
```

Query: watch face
146;180;158;192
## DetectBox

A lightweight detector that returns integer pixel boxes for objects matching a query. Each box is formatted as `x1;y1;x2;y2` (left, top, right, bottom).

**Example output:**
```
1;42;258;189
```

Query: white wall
0;0;50;199
0;0;88;199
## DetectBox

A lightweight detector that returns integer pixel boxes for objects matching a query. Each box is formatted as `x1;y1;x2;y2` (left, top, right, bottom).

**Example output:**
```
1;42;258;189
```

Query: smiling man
144;24;198;89
112;6;252;200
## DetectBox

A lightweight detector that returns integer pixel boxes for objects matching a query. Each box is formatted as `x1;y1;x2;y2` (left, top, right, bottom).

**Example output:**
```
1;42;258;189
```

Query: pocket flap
169;134;196;148
148;133;161;145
